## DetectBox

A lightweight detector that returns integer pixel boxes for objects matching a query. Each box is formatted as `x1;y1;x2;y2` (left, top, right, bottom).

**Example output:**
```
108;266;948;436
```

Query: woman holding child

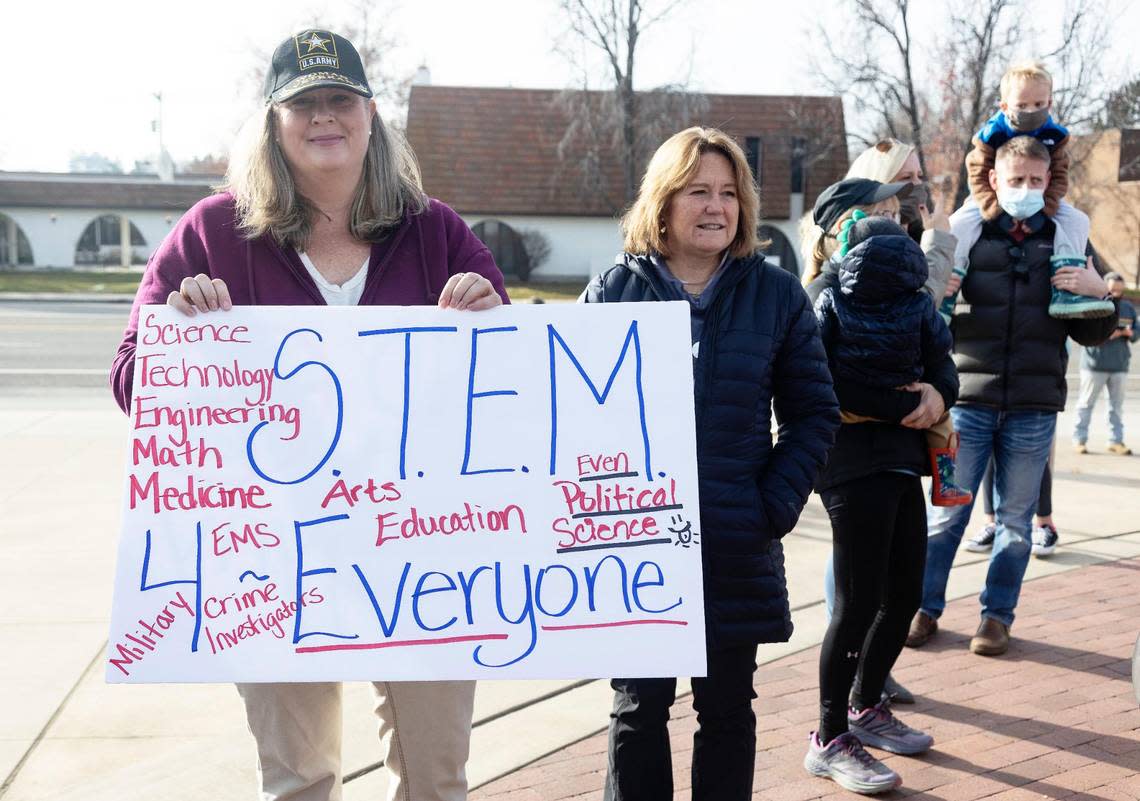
816;136;965;706
801;177;960;793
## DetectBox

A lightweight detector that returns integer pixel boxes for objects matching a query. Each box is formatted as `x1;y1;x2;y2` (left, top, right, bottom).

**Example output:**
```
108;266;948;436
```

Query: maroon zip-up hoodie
110;192;507;412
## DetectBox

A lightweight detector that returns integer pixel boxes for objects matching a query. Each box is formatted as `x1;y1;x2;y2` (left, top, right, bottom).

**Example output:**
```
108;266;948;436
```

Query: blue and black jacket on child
975;109;1068;153
814;217;953;390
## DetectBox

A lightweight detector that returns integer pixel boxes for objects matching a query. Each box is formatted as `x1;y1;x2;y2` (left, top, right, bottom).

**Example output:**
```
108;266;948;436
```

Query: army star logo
295;31;339;71
301;33;331;53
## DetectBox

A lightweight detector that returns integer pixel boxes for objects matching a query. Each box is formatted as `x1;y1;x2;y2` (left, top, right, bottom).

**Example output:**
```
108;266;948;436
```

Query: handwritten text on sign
107;302;705;682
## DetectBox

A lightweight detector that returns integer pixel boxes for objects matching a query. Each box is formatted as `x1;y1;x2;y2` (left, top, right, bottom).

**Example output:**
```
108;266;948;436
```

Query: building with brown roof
4;85;849;277
1069;128;1140;286
406;84;848;279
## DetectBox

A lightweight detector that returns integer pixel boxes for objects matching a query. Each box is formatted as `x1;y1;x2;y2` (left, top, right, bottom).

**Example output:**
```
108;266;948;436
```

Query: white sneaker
1032;524;1059;557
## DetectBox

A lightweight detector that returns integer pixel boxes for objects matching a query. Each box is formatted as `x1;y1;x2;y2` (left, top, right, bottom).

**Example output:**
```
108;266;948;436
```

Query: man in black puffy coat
908;137;1118;657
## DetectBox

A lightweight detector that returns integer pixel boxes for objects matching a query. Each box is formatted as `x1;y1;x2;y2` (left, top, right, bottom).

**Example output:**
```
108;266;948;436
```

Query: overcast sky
4;0;1136;173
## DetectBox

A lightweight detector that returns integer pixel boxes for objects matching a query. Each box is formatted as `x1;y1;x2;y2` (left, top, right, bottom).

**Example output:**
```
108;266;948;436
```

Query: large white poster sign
107;302;705;682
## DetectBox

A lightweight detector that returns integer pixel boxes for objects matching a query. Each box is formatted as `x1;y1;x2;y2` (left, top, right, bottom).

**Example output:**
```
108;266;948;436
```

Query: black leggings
817;472;927;744
981;457;1052;517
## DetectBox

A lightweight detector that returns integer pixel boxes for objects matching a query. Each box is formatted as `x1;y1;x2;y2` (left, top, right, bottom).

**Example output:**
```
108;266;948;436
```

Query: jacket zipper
359;219;412;302
1002;263;1016;410
264;238;327;305
694;262;753;432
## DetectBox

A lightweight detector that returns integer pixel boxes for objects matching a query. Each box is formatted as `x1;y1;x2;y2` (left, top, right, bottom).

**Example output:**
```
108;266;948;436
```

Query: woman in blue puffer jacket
583;127;839;801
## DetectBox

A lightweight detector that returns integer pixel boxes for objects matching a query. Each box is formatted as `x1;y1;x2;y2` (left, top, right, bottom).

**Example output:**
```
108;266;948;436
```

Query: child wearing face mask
944;59;1114;320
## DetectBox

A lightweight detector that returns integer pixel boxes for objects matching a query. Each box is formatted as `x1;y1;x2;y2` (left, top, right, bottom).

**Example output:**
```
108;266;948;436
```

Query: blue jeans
921;406;1057;627
1073;370;1127;445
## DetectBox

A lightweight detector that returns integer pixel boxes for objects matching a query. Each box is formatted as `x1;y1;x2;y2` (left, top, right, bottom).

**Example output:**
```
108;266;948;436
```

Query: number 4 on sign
139;523;204;651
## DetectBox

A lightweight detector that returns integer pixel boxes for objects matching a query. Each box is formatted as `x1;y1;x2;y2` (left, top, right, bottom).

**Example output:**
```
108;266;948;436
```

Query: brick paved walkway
471;558;1140;801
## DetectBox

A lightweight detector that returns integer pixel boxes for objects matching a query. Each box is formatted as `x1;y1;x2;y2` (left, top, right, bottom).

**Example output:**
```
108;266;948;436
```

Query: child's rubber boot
930;434;973;508
939;264;967;324
1048;255;1115;319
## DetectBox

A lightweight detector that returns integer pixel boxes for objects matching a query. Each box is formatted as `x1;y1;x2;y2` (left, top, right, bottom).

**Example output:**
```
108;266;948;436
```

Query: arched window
471;219;528;279
75;214;148;266
758;225;798;276
0;213;34;268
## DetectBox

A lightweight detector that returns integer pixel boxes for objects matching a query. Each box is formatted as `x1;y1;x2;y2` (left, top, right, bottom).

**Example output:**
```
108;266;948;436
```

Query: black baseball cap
263;30;373;104
812;178;907;233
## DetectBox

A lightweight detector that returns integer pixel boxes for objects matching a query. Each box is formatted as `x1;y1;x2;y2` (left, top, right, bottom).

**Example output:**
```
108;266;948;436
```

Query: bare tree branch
925;0;1017;206
1048;0;1115;137
555;0;700;205
809;0;928;166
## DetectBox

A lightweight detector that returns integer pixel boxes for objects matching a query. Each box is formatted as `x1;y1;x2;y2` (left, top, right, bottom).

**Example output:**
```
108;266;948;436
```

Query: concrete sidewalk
1;389;1138;801
471;557;1140;801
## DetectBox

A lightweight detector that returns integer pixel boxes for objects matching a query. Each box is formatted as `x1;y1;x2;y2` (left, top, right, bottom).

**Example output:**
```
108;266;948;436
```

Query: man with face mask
905;136;1118;658
945;59;1114;320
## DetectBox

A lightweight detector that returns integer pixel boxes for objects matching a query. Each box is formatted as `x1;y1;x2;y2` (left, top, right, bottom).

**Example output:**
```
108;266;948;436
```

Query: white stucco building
0;173;214;269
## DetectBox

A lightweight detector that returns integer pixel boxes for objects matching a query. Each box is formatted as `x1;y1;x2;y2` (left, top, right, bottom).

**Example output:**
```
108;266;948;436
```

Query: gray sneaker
849;701;934;755
882;673;915;704
804;731;900;794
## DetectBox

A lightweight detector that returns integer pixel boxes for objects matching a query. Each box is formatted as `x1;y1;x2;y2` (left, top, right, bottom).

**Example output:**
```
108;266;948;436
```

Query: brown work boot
905;611;937;648
1107;442;1132;455
969;617;1010;656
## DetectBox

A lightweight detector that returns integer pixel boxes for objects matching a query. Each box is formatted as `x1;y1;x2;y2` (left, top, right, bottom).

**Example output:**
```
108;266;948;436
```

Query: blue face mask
997;185;1045;220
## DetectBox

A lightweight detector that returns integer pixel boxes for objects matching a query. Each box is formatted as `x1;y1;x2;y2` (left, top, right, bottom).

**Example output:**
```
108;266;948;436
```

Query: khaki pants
840;410;955;450
237;681;476;801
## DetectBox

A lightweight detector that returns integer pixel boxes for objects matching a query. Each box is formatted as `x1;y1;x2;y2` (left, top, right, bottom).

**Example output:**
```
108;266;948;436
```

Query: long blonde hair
622;126;763;259
223;103;426;248
799;197;900;286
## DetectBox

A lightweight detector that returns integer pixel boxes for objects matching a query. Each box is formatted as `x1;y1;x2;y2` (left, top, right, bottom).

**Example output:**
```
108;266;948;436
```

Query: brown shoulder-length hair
222;100;426;249
621;127;763;259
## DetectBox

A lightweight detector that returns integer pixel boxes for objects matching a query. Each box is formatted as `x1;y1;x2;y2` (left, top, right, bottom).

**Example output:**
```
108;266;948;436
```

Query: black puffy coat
815;234;953;389
951;216;1118;411
582;253;840;646
807;268;960;493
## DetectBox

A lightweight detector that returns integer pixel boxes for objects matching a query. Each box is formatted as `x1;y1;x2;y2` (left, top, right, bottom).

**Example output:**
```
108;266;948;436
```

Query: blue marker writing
247;328;343;485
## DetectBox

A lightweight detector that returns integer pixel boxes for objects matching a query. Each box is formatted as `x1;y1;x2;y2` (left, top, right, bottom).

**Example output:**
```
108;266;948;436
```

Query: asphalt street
4;299;1137;393
0;302;131;394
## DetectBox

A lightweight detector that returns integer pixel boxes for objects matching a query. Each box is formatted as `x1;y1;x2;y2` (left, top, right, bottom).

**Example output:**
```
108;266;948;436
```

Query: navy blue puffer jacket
582;253;839;647
815;234;952;389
